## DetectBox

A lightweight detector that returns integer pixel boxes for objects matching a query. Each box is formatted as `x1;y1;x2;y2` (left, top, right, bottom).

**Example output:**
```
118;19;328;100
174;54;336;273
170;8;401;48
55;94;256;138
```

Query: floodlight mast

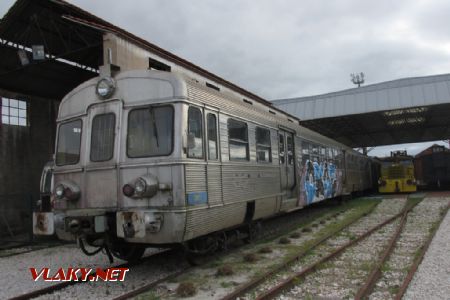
351;72;365;87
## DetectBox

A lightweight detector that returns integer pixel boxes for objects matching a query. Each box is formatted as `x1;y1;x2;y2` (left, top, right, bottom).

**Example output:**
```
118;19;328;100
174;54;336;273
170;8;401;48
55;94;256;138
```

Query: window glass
287;135;294;165
1;97;27;126
279;133;285;164
127;106;173;157
56;119;82;165
207;113;217;160
312;144;319;155
90;113;115;162
256;127;272;163
188;107;203;158
228;119;249;160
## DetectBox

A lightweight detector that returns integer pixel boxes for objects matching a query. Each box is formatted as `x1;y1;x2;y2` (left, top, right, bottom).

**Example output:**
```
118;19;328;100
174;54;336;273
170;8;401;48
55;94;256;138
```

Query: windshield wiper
149;107;159;147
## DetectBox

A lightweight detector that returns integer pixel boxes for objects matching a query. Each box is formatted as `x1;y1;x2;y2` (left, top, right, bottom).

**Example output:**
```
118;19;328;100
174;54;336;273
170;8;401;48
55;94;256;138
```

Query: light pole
351;72;365;87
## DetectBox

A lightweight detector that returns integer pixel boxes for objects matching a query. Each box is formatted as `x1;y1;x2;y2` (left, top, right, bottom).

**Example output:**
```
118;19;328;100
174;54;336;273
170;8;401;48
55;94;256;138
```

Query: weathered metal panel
185;164;207;193
184;202;246;240
207;164;223;206
222;165;280;204
253;197;278;219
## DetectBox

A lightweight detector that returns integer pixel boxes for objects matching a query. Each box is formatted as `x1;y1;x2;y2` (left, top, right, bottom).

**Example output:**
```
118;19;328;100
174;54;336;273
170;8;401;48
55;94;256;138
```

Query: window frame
255;126;272;163
1;97;28;126
286;134;294;165
279;132;285;164
55;118;83;166
126;104;175;158
228;118;249;161
187;106;204;159
90;113;116;162
207;113;218;160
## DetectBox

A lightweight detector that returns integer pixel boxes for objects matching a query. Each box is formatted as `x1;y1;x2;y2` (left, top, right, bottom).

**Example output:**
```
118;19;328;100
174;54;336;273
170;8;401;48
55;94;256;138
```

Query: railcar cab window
90;113;115;162
207;113;218;160
127;105;173;157
256;127;272;163
187;107;204;158
228;118;249;161
56;119;82;166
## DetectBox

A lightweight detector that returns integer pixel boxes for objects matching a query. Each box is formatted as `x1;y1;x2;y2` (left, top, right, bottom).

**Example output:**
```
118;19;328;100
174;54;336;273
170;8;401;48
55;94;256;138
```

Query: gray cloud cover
1;0;449;99
1;0;449;154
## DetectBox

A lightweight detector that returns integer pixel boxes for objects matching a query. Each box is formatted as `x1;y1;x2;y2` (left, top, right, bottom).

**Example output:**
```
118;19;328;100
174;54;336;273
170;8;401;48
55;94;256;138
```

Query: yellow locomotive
378;151;417;193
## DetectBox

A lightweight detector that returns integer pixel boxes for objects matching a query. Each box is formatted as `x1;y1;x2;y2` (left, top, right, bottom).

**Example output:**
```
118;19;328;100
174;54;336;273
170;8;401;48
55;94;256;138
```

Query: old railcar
414;144;450;189
33;68;375;261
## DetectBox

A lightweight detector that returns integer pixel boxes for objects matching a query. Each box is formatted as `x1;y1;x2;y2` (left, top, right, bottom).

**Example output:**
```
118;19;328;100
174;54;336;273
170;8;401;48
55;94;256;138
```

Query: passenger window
256;127;272;163
279;133;285;164
91;113;115;162
301;141;310;164
207;113;218;160
188;107;204;158
228;118;249;161
287;135;294;165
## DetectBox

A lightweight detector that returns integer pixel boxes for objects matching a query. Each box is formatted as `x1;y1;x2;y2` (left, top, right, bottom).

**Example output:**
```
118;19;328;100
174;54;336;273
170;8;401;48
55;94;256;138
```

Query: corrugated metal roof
273;73;450;121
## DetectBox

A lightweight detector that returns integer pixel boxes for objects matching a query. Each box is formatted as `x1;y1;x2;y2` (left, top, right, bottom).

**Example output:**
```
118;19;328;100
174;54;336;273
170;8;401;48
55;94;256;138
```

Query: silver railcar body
34;69;374;255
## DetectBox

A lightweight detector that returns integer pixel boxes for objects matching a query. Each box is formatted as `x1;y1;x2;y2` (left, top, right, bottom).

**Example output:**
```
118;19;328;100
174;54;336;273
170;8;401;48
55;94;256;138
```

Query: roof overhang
273;74;450;147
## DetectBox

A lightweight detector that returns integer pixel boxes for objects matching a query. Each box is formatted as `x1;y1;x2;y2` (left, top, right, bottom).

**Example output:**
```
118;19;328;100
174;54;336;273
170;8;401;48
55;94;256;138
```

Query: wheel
110;243;145;263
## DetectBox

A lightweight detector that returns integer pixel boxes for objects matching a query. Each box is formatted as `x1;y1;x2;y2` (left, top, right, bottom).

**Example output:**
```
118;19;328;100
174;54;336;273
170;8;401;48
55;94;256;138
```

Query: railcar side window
90;113;115;162
207;113;217;160
228;118;249;161
256;127;272;163
301;141;310;163
188;107;204;158
127;105;173;157
287;135;294;165
56;119;82;166
279;133;285;164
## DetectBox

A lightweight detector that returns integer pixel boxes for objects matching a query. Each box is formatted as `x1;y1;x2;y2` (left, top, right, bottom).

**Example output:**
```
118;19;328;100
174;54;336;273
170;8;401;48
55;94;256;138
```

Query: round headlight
96;77;116;99
134;178;147;195
55;184;65;199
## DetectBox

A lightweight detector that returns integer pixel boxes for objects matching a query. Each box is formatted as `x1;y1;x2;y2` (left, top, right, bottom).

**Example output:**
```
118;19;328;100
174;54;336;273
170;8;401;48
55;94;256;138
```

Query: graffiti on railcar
298;141;343;205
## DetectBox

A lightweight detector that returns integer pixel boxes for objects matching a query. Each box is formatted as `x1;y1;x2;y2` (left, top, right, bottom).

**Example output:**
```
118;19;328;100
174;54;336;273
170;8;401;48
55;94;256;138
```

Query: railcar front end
33;70;191;260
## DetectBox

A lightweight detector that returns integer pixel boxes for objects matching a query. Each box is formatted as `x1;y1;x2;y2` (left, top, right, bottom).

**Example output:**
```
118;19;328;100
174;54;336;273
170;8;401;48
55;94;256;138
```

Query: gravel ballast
403;197;450;300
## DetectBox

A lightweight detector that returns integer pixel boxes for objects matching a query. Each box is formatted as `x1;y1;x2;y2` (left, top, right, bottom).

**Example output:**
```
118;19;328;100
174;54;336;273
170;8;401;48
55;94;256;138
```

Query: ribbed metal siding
207;164;223;206
187;84;283;129
185;164;207;193
184;202;246;240
222;165;280;204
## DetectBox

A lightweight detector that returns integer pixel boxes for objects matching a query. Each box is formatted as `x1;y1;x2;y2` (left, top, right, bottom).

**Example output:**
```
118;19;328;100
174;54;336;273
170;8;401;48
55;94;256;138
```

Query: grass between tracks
137;197;380;299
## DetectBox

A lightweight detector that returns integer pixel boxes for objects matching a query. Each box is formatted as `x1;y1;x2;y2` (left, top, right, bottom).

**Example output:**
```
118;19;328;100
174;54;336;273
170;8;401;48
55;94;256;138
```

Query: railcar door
279;130;296;199
84;100;122;209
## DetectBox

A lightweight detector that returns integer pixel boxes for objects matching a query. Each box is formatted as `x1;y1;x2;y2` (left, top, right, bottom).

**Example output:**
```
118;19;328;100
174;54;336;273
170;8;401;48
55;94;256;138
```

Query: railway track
223;196;418;300
221;195;449;300
105;197;379;300
6;197;351;300
15;195;444;300
7;249;172;300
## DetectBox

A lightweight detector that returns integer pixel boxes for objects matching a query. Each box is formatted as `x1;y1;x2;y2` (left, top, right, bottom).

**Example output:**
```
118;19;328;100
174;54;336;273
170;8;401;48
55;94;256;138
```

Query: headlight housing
96;77;116;99
55;184;65;199
123;175;159;198
54;181;81;201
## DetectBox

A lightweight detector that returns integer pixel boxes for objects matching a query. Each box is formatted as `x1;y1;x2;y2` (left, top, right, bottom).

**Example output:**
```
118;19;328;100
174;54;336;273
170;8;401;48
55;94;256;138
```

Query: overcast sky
1;0;449;156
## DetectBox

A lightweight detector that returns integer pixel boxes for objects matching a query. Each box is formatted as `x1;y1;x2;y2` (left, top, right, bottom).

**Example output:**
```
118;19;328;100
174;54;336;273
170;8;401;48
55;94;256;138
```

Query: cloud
2;0;449;99
1;0;449;154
